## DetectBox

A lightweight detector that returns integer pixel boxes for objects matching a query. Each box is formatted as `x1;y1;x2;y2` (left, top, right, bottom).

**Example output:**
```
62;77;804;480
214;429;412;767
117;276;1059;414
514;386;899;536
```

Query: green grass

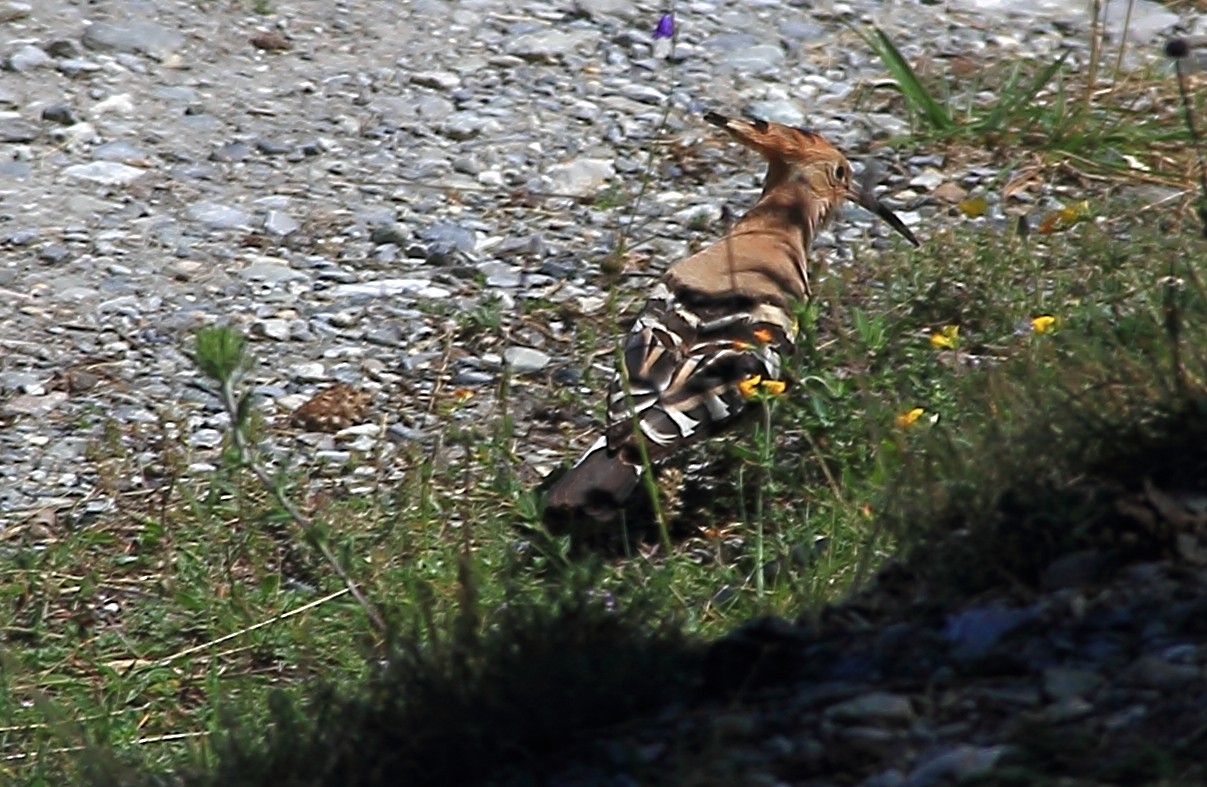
860;24;1202;184
5;199;1206;784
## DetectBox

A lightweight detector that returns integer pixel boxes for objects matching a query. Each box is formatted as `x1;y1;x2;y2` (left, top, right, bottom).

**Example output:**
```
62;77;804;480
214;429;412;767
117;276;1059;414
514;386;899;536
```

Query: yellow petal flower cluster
930;324;959;349
738;375;787;399
1031;315;1057;334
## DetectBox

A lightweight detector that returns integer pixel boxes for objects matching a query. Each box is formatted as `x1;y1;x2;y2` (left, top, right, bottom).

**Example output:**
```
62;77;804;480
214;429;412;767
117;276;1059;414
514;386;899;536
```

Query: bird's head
704;111;919;247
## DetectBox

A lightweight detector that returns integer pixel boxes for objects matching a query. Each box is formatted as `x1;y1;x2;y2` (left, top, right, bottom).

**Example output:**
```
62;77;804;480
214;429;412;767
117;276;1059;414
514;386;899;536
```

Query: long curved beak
851;162;920;247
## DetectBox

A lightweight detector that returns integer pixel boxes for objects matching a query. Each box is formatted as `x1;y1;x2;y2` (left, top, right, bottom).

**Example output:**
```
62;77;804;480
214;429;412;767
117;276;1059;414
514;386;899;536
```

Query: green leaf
864;26;955;132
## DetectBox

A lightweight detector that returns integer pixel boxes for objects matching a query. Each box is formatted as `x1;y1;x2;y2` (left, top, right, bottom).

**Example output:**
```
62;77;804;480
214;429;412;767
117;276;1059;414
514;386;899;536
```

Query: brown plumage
543;111;920;527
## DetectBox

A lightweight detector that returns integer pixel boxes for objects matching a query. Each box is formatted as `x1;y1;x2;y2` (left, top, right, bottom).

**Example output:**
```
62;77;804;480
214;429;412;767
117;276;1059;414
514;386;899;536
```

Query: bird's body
544;112;919;526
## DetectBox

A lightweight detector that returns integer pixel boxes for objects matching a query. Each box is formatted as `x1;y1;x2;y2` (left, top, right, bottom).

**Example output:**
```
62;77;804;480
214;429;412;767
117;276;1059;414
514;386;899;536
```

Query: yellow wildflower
930;324;959;349
1038;200;1091;234
896;407;925;428
738;375;788;399
957;196;988;218
738;375;762;398
1031;315;1057;334
453;388;475;401
760;379;788;397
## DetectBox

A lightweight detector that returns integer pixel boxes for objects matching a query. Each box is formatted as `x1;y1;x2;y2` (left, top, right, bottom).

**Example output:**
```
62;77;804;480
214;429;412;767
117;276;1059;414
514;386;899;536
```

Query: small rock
546;157;615;198
93;93;135;115
506;28;600;62
263;210;299;236
416;221;476;263
909;169;945;191
825;693;915;726
81;20;185;59
1123;654;1201;688
92;140;147;162
253;319;291;341
718;44;784;72
186;202;253;231
370;223;409;246
41;103;80;126
411;70;460;90
329;279;451;300
503;346;551;374
907;744;1009;786
1041;667;1103;701
932;181;969;204
62;161;147;185
211;141;252;162
239;261;309;284
5;44;52;71
0;116;38;143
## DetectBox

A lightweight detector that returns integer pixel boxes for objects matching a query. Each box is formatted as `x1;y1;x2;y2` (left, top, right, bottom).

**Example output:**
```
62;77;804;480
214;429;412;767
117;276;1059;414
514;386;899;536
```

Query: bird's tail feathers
542;439;643;530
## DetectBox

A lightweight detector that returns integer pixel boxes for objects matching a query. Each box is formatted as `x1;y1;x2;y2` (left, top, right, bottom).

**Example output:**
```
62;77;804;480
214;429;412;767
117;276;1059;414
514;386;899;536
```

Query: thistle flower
653;13;674;40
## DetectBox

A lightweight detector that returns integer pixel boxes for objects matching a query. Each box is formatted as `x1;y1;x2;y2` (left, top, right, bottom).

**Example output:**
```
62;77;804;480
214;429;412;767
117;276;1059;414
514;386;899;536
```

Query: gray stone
92;140;147;162
718;44;784;72
62;161;147;185
416;221;476;262
825;693;915;726
546;157;615;198
211;141;252;162
57;58;102;76
506;28;600;62
81;20;185;59
744;99;807;127
1041;667;1103;701
503;346;551;374
0;116;38;143
6;44;52;71
263;210;299;236
329;279;452;300
41;103;80;126
186;202;253;231
439;111;501;140
253;319;291;341
411;70;460;90
909;170;945;191
1123;654;1201;688
479;261;521;288
907;745;1009;786
370;223;409;246
239;261;309;284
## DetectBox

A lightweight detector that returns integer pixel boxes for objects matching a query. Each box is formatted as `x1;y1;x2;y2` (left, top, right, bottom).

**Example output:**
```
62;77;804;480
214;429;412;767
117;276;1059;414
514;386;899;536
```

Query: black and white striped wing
604;284;792;461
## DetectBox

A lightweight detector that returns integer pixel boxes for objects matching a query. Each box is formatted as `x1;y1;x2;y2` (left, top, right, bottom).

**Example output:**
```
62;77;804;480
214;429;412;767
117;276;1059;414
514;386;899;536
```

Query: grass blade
865;26;955;132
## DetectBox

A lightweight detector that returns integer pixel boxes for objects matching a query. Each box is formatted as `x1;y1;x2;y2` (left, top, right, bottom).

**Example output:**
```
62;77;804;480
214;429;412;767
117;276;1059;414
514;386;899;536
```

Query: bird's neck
731;193;823;249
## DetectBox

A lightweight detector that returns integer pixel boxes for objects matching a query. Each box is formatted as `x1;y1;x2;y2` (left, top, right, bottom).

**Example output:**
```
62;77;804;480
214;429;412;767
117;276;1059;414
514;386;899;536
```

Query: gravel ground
0;0;1201;527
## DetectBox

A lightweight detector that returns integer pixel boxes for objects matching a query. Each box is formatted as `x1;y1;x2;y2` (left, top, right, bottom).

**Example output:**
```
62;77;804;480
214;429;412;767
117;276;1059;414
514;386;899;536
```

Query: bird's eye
834;164;847;180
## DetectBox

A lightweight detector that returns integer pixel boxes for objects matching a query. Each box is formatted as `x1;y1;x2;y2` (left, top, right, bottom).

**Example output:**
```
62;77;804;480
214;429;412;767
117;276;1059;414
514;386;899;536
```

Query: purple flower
653;13;674;40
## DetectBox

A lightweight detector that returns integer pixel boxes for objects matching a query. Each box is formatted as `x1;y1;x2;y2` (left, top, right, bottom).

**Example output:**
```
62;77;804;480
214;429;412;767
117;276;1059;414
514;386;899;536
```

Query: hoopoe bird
543;111;920;527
